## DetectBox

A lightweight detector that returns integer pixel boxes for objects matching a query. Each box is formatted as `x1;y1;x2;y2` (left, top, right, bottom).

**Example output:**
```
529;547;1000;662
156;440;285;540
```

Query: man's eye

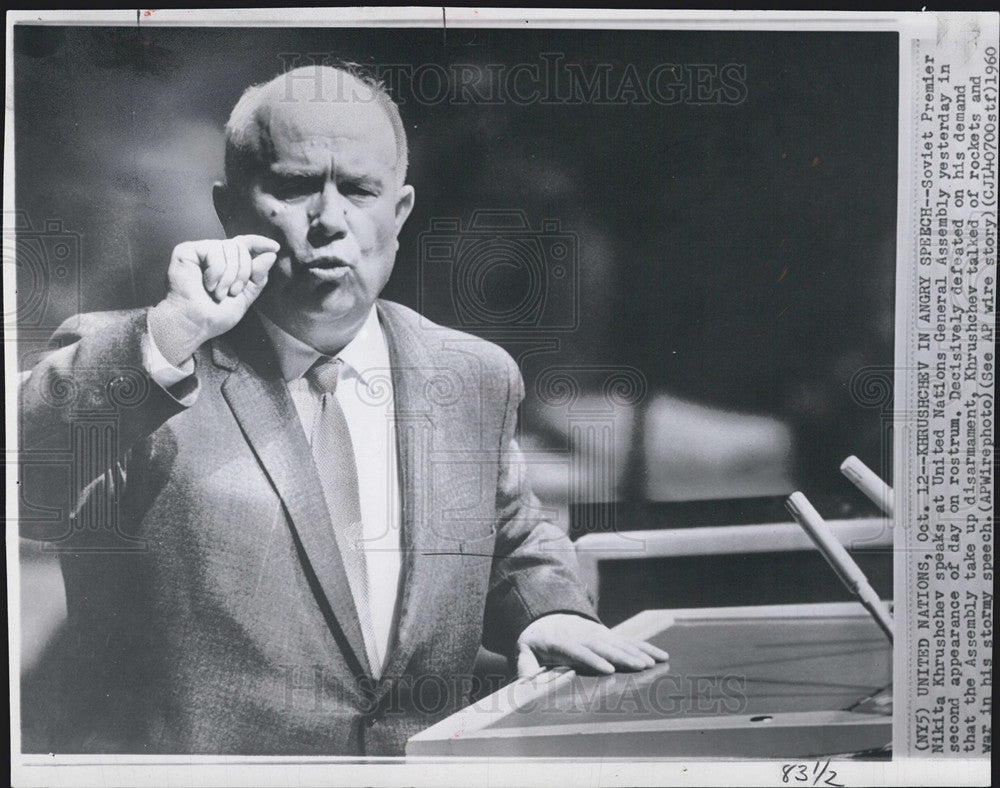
267;176;320;200
340;182;378;199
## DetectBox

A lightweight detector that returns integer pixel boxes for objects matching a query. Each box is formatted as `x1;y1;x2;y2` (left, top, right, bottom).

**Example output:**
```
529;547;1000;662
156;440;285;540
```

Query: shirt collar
254;305;389;386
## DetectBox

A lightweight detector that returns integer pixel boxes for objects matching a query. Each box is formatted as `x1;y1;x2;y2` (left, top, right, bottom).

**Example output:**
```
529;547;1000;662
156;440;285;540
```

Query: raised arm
17;235;279;541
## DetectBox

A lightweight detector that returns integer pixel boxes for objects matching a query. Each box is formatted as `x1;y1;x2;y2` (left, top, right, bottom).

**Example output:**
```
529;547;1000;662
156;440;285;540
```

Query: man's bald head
223;64;409;193
213;62;416;354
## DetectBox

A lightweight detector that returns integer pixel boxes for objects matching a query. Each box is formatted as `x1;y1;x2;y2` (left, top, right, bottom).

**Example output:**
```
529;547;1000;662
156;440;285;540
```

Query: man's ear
213;182;236;236
394;185;415;235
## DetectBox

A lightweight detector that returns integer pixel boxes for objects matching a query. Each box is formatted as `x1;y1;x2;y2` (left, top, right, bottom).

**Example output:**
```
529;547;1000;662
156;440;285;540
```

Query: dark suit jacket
19;299;596;755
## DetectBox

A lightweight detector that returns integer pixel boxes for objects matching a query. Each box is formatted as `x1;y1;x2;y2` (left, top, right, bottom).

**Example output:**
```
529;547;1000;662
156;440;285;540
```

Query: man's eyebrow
339;172;384;186
267;164;326;177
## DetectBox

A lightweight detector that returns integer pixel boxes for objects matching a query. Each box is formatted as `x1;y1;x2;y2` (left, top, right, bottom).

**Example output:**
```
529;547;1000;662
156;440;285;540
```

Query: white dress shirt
145;306;404;676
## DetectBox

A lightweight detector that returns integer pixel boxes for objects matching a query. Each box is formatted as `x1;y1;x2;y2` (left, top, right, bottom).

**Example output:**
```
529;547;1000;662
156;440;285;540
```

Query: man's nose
308;182;349;242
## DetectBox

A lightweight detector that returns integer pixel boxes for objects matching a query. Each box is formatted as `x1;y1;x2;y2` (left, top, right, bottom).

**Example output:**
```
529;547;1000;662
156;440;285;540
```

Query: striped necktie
305;356;381;675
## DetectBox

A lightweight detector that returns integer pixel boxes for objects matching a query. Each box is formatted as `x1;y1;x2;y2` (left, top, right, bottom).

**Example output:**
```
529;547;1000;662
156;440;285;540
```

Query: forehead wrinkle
264;117;397;178
262;142;398;194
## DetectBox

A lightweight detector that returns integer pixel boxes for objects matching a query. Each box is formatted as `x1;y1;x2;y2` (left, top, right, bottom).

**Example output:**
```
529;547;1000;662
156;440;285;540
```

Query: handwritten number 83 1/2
781;761;844;787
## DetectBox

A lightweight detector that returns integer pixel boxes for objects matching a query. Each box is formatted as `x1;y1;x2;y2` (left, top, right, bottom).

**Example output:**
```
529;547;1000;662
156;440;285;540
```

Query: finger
201;244;228;296
635;640;670;662
234;234;281;257
615;640;658;668
587;641;654;671
516;643;542;679
230;241;252;297
172;241;200;268
553;641;615;675
214;240;240;300
590;636;655;663
249;252;277;287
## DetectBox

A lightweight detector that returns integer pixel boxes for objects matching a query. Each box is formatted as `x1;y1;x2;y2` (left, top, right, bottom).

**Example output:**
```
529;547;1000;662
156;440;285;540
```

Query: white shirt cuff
143;317;199;406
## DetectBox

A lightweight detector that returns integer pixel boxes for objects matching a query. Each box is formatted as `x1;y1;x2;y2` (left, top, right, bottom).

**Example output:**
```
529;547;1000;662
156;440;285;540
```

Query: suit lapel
212;315;373;678
375;302;441;690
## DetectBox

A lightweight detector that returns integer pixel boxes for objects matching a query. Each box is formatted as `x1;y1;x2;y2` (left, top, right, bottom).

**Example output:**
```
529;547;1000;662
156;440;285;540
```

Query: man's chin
290;285;373;328
258;276;376;339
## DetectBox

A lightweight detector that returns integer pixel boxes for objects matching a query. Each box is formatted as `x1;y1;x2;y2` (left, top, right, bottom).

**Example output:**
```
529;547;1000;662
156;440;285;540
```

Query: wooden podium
407;602;892;758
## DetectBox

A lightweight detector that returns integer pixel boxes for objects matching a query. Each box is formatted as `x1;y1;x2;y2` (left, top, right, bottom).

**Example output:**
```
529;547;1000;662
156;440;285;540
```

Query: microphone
840;455;894;516
785;491;894;643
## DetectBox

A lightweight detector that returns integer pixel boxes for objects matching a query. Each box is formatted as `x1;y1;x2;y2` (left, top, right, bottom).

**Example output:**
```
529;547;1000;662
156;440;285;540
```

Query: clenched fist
148;235;280;366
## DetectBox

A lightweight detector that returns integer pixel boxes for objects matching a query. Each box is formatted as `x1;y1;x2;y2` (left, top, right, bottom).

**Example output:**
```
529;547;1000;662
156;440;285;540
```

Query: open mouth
302;258;352;282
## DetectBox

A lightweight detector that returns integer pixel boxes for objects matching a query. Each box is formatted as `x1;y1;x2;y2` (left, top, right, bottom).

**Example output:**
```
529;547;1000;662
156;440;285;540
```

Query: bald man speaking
20;65;665;755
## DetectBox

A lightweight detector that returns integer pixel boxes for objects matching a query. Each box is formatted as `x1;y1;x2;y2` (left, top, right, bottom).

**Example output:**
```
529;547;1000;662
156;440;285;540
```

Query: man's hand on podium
516;613;669;678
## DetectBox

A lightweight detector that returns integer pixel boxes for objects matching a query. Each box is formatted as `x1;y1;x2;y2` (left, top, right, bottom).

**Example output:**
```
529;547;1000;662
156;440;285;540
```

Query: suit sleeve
482;356;599;654
18;309;190;541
